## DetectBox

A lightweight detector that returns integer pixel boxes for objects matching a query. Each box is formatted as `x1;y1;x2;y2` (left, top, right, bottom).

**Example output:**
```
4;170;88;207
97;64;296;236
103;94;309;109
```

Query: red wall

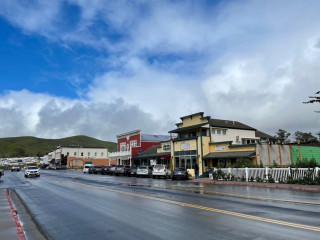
117;133;141;151
131;142;161;158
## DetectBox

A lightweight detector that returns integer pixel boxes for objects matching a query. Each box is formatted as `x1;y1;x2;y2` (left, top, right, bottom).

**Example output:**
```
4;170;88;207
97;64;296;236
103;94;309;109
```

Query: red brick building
109;129;170;166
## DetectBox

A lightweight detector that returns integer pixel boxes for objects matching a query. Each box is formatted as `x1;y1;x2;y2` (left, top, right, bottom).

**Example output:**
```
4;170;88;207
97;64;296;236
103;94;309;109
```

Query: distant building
48;146;109;168
109;130;171;166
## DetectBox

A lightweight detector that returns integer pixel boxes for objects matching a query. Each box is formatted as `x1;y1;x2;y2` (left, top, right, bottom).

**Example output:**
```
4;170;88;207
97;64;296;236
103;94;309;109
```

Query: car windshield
139;167;147;169
28;167;38;170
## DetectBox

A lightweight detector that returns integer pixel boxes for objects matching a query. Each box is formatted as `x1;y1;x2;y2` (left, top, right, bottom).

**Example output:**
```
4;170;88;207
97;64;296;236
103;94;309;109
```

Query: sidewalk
0;189;26;240
191;178;320;192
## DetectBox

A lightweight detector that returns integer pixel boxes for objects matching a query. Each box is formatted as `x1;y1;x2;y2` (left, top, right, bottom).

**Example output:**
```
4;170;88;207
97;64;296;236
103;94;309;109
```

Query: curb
4;190;27;240
193;180;320;192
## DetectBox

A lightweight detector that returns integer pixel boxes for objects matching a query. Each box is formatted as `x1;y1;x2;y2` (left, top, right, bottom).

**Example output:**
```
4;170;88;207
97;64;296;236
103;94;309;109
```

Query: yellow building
168;112;211;177
168;112;273;177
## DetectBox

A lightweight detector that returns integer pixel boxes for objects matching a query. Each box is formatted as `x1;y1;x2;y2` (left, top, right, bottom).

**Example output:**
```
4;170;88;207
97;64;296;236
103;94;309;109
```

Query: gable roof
210;119;256;131
255;130;277;140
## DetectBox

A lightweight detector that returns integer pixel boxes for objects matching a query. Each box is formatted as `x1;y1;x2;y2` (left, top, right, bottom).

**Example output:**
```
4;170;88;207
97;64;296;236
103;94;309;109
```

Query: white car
152;164;171;179
83;164;94;173
24;166;40;178
136;166;152;178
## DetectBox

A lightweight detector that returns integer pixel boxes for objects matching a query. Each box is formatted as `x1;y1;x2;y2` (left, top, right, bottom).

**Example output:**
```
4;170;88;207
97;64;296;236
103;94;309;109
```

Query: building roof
255;130;277;140
169;123;209;133
210;119;256;131
133;145;170;159
141;134;171;142
203;151;256;159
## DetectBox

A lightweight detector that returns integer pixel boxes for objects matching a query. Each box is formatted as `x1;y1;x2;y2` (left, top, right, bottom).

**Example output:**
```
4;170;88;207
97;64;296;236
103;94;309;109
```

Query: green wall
292;146;320;164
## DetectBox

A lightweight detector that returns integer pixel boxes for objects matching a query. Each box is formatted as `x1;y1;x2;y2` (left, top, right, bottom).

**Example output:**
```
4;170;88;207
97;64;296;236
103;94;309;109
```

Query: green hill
0;135;117;158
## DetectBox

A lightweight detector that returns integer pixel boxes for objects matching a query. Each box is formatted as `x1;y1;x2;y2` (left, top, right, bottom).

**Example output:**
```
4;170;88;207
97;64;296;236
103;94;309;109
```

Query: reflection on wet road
1;170;319;239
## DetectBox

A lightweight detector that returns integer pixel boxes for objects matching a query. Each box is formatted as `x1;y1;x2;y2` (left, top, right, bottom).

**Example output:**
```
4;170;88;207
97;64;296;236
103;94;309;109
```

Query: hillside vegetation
0;135;117;158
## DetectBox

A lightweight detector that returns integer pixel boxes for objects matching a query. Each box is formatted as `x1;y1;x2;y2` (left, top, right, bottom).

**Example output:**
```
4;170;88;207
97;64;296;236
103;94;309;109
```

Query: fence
212;167;320;182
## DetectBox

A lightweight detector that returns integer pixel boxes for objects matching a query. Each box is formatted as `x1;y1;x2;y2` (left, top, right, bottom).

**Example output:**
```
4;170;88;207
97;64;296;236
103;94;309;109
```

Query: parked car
0;168;4;179
114;165;125;176
124;165;131;176
101;166;110;175
129;167;137;177
45;166;56;170
56;165;67;170
152;164;171;179
11;164;21;172
109;164;117;175
136;166;152;178
171;167;188;180
83;164;94;173
93;165;104;174
24;166;40;178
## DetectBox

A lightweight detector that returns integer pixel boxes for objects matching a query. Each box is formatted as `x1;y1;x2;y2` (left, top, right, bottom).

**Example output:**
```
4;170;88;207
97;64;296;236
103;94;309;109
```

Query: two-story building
49;146;109;168
109;130;171;166
168;112;275;176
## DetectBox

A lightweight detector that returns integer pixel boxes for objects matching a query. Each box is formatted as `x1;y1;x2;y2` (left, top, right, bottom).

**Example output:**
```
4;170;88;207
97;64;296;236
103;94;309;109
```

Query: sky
0;0;319;142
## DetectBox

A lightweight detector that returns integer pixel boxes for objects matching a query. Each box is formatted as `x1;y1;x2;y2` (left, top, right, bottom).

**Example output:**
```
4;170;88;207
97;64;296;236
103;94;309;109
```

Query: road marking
44;174;320;205
45;176;320;232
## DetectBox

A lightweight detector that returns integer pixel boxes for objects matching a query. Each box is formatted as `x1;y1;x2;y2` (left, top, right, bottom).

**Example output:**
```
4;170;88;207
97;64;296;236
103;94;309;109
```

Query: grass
0;135;117;158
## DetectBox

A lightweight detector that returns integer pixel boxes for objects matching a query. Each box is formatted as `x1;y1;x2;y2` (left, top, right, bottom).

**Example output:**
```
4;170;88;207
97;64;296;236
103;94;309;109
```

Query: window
74;152;77;156
222;130;227;135
88;152;90;156
130;140;137;147
189;132;196;137
217;130;221;134
120;143;126;152
186;156;191;169
181;157;185;168
180;133;185;139
247;140;250;144
101;152;104;156
201;129;207;136
175;157;180;167
236;136;240;142
211;129;215;134
67;152;69;156
251;140;255;144
137;150;142;156
81;152;83;156
95;152;97;157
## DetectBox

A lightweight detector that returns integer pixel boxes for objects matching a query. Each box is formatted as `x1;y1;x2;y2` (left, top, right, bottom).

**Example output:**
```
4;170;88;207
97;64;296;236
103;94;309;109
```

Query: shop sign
215;146;226;151
181;143;190;150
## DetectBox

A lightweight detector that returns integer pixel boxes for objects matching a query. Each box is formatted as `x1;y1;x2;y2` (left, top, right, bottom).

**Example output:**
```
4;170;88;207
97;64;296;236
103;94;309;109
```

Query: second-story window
217;130;221;134
189;132;196;137
81;152;83;156
222;130;227;135
130;140;137;147
211;129;215;134
180;133;185;139
74;152;77;156
88;152;90;156
201;129;207;136
95;152;97;157
120;143;126;151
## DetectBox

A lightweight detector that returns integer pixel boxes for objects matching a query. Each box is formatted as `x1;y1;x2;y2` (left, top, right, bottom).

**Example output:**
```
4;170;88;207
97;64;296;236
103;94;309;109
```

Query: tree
303;91;320;113
294;131;318;143
274;129;291;143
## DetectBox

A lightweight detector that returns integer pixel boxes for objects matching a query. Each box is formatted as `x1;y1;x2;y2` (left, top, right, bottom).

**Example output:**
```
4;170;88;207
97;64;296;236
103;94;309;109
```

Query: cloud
0;90;168;140
0;0;320;140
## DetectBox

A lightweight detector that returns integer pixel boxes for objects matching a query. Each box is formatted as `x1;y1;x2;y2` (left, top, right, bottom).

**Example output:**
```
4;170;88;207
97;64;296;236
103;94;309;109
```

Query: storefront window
175;157;179;168
181;157;185;168
186;156;191;169
192;156;196;169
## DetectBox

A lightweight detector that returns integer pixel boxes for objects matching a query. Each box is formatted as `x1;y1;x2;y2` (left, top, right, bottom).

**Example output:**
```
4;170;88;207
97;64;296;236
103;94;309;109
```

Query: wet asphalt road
1;170;320;240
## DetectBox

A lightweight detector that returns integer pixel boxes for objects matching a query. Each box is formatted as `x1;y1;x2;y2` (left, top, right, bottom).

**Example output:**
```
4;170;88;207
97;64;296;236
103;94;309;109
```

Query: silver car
152;164;171;179
136;166;152;178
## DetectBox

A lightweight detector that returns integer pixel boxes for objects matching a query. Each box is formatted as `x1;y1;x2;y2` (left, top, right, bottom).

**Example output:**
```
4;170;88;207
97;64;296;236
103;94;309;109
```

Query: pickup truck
0;168;4;179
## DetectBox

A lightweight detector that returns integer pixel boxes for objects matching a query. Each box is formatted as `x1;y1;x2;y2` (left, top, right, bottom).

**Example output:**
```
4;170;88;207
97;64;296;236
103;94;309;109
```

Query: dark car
172;167;189;180
101;166;110;175
124;165;131;176
129;167;137;177
89;165;104;174
114;165;125;176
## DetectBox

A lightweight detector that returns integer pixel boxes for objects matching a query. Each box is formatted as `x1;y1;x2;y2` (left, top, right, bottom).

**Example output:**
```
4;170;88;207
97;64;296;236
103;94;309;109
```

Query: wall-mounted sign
181;143;190;150
215;146;226;151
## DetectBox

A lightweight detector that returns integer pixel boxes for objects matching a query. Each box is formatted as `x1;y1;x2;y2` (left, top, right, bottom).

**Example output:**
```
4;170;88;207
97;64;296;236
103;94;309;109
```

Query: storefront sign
181;143;190;150
215;146;226;151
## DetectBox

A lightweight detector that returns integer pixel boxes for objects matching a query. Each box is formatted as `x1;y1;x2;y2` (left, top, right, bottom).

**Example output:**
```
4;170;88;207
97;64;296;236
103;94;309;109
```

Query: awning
203;151;256;159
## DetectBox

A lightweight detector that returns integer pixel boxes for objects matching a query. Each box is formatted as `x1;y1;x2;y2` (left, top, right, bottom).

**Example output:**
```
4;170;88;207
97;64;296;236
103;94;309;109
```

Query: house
109;130;171;166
